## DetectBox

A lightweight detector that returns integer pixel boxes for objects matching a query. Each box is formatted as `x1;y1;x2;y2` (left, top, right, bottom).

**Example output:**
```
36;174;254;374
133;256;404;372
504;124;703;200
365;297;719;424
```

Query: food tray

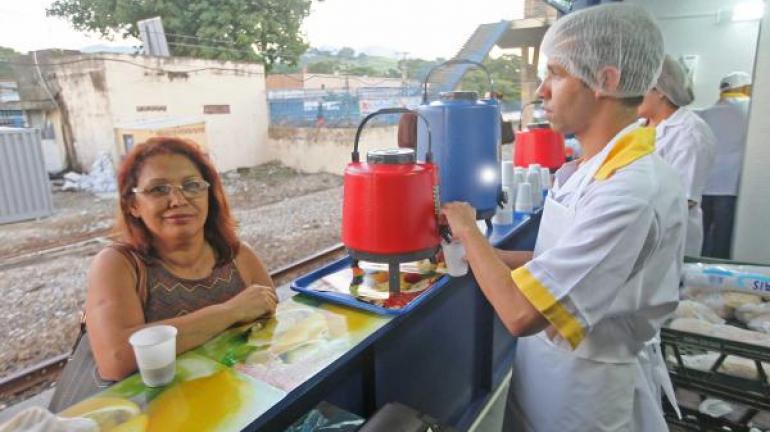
291;255;452;316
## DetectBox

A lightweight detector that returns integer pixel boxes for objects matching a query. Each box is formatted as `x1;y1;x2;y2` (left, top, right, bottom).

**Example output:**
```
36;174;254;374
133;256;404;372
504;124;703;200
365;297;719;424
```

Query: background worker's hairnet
541;3;664;98
656;55;694;107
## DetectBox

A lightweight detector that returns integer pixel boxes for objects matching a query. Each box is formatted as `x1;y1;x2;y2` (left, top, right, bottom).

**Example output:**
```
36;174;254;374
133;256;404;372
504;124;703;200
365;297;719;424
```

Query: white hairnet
720;71;752;91
541;3;664;98
656;55;694;107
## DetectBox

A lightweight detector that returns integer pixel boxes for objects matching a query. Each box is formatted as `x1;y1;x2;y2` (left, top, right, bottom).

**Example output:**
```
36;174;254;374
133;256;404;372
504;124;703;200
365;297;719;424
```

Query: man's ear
596;66;622;96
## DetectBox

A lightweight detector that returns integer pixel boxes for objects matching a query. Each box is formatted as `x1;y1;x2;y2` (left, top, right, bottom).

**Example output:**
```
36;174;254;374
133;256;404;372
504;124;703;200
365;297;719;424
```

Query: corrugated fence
0;128;54;224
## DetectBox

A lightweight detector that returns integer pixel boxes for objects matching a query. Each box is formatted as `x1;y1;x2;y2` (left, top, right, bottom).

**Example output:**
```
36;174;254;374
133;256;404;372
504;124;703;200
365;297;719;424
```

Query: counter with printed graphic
57;212;541;431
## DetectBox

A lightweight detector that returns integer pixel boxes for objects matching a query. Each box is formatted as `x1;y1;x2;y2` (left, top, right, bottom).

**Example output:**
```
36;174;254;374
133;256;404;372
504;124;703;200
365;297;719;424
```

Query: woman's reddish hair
114;137;239;264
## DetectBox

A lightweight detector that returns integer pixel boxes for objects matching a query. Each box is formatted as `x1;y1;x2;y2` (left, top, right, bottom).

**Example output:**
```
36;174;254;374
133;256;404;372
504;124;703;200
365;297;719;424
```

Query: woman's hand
441;202;478;242
226;285;278;323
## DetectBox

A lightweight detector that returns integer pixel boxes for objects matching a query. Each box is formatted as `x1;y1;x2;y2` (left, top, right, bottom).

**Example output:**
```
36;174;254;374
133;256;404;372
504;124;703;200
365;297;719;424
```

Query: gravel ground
0;162;343;389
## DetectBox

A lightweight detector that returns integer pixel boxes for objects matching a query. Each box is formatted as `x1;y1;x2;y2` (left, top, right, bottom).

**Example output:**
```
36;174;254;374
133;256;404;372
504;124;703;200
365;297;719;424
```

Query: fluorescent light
733;1;765;21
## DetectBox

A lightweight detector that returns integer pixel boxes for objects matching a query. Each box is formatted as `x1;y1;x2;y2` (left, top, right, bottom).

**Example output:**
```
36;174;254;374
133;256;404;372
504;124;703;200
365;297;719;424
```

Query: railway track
0;242;346;407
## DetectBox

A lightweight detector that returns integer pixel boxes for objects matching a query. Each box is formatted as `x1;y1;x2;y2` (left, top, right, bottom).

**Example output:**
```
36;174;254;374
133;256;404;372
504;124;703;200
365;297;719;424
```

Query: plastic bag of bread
668;318;770;348
673;300;725;324
747;316;770;334
668;318;715;335
667;352;770;382
735;302;770;324
686;291;762;319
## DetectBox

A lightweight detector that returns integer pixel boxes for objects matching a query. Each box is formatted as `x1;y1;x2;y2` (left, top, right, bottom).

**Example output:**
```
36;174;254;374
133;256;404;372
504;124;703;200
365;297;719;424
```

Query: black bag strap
69;242;149;352
50;243;149;412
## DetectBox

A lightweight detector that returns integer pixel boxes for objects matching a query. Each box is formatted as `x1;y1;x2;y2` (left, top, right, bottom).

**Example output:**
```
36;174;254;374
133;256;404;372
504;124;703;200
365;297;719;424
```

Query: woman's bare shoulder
234;241;272;287
88;246;138;286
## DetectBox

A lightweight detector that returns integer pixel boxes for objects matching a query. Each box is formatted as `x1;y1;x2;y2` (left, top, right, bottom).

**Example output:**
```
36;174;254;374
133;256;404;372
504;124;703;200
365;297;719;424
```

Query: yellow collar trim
593;127;655;181
722;91;748;98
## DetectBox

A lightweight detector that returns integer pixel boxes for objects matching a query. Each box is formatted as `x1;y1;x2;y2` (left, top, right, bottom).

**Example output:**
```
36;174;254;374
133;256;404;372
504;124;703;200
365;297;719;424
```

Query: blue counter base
248;212;541;431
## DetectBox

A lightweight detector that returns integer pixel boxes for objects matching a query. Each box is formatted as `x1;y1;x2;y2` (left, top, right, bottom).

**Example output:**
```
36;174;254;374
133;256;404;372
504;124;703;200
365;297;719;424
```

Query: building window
123;134;135;153
203;104;231;114
136;105;167;112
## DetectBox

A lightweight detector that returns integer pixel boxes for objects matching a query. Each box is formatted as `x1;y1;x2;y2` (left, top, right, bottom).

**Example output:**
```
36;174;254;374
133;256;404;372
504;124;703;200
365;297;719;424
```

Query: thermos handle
422;59;495;104
352;108;433;164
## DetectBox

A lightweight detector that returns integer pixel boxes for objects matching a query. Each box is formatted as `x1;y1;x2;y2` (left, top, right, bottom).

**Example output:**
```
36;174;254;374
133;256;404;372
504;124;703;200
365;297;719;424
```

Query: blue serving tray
291;213;532;316
290;255;453;316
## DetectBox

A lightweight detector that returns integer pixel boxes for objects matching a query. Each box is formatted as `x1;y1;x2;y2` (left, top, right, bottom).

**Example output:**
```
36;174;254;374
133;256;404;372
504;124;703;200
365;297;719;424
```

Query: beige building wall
103;55;268;172
52;57;115;172
52;54;268;173
267;125;398;174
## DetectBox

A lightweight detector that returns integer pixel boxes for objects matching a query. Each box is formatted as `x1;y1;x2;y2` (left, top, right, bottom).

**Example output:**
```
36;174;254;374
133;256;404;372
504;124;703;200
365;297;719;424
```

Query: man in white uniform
697;72;752;259
442;4;687;431
638;55;716;256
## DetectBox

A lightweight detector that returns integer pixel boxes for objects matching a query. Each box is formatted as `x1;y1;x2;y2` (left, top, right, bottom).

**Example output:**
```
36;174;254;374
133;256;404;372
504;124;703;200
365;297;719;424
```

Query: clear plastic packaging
682;263;770;297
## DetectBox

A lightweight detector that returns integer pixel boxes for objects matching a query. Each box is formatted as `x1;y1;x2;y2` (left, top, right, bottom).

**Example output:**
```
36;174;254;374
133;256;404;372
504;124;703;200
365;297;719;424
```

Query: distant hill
81;44;139;54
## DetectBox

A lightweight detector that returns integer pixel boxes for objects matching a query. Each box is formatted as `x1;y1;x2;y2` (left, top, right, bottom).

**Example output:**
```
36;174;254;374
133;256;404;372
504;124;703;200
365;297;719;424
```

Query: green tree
0;46;19;79
306;60;339;74
46;0;312;71
336;47;355;59
347;65;378;76
458;55;523;104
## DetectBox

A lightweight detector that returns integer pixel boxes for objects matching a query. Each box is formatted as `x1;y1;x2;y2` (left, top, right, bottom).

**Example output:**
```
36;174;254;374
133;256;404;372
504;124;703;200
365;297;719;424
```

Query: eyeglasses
132;179;210;199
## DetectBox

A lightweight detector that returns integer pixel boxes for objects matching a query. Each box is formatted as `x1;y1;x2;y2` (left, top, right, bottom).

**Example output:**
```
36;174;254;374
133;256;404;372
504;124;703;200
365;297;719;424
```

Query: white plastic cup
501;161;514;187
129;325;178;387
526;171;542;208
442;240;468;277
492;209;513;225
515;182;534;215
514;167;527;178
514;170;526;186
540;167;552;190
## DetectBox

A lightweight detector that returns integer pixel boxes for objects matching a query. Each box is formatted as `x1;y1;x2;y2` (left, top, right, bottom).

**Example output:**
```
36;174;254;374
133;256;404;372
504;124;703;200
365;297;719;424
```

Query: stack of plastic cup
492;185;513;225
526;170;542;208
501;161;516;208
514;167;527;180
540;167;552;199
515;182;534;217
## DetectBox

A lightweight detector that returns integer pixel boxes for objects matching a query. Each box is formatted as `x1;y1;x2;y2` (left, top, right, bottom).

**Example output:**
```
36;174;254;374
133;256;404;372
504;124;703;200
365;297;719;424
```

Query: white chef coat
506;123;687;431
697;94;751;196
654;107;716;256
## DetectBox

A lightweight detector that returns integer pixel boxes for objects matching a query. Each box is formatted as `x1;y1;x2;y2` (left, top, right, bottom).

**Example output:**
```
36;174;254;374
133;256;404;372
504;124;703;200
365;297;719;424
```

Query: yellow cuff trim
511;266;585;349
594;127;655;181
721;91;748;99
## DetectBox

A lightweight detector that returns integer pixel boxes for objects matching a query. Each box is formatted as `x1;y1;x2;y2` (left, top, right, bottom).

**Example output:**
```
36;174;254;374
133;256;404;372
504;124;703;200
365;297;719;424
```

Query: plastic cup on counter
441;240;468;277
501;161;514;187
540;167;552;190
129;325;178;387
526;171;542;208
515;182;534;216
492;209;513;225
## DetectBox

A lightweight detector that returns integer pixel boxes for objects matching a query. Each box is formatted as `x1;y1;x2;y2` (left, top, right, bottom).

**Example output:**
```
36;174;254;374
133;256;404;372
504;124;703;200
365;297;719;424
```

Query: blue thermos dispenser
416;59;503;221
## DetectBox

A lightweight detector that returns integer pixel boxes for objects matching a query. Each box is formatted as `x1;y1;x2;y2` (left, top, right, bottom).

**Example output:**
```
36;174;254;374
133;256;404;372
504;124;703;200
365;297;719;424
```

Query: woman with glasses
85;136;277;381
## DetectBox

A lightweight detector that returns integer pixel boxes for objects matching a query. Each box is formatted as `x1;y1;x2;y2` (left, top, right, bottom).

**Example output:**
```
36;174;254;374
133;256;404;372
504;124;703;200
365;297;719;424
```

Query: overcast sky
0;0;523;60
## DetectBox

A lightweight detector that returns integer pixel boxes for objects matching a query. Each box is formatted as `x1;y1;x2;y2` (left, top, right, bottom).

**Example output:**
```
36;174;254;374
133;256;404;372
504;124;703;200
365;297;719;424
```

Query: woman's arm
495;249;534;269
86;248;273;380
235;241;275;289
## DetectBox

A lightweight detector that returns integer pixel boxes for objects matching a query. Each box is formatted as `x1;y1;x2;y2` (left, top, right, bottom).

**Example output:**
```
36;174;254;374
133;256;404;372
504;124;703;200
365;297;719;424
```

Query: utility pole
396;51;409;91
